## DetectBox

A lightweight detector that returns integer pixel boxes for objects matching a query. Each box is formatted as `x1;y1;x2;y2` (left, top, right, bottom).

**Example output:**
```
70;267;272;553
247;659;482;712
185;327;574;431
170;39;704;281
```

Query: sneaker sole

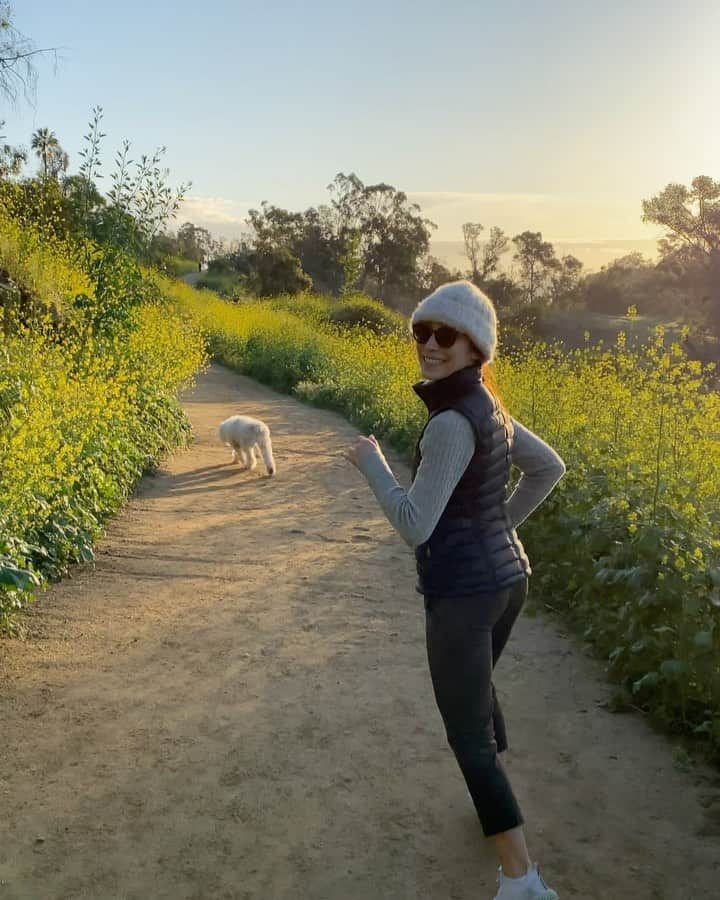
493;888;559;900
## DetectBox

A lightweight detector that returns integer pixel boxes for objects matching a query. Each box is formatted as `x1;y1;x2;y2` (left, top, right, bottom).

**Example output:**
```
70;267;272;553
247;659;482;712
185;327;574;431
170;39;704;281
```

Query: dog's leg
257;431;276;476
247;445;258;470
233;444;248;467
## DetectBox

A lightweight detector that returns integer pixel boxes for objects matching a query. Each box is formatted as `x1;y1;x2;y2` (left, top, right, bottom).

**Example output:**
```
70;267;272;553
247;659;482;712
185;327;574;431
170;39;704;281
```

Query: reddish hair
477;356;508;416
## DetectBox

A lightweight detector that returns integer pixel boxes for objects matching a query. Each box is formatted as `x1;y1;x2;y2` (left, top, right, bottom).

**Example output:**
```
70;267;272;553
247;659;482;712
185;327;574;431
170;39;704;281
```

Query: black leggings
424;578;528;837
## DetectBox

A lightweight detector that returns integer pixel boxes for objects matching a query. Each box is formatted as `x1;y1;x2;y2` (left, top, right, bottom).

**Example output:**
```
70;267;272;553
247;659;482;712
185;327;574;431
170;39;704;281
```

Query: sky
3;0;719;268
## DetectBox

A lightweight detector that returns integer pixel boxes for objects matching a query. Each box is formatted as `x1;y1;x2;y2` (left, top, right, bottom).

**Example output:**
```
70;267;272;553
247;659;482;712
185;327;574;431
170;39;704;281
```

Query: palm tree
30;127;60;178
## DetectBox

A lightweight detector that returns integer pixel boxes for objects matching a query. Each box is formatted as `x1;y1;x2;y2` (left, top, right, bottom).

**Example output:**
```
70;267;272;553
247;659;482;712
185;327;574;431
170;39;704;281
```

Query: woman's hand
343;433;380;468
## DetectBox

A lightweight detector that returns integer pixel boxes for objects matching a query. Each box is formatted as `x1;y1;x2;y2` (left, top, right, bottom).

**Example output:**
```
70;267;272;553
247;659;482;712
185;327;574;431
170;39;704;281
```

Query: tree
176;221;214;263
240;175;437;301
338;229;363;296
48;147;69;178
217;173;436;302
60;173;106;235
549;254;584;308
583;254;669;316
249;245;312;296
328;172;436;300
247;201;305;252
0;120;25;177
416;255;461;297
0;2;57;103
462;225;512;297
245;201;343;293
642;176;720;256
511;230;557;304
296;205;345;293
462;222;483;281
479;226;510;281
30;127;65;179
482;273;521;310
642;176;720;334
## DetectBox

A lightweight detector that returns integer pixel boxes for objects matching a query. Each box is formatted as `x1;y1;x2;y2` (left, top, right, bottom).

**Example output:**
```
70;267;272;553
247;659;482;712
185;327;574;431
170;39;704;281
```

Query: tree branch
0;47;57;65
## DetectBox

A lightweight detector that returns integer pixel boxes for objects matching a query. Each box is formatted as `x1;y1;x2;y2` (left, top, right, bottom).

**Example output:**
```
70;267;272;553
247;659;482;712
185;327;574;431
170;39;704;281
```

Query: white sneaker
493;863;559;900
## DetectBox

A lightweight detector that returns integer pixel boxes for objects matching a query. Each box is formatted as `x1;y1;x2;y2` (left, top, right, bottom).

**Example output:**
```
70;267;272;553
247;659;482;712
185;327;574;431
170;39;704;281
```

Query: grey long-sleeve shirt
356;411;566;548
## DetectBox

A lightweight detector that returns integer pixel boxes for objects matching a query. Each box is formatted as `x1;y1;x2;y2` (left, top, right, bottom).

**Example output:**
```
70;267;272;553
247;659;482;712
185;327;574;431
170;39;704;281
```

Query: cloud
174;195;259;236
408;191;557;208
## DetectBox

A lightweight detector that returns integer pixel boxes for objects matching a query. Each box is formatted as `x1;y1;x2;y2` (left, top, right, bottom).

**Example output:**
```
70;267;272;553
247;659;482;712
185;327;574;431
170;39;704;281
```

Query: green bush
197;269;247;299
0;215;207;632
163;256;200;277
327;294;407;336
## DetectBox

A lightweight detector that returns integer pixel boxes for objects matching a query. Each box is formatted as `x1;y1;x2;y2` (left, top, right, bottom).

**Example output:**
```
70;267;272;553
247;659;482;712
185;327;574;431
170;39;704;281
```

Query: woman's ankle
488;824;532;878
500;860;532;879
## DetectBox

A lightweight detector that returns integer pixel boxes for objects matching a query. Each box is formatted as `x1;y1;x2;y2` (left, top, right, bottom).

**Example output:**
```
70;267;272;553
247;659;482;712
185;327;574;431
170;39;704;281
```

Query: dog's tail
257;427;276;476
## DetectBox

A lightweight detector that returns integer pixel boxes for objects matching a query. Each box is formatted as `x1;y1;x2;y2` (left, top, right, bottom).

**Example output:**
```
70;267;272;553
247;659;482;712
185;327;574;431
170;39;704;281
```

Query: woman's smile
416;323;477;380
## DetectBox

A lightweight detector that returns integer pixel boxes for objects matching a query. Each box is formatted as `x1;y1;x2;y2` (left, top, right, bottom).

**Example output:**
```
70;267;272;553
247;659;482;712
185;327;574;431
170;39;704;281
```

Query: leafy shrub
162;256;199;277
249;246;312;297
197;269;247;299
265;292;333;324
0;215;207;631
327;294;406;336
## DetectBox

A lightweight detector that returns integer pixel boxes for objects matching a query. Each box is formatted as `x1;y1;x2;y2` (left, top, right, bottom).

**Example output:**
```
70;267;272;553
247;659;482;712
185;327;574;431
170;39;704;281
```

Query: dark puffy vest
412;365;530;598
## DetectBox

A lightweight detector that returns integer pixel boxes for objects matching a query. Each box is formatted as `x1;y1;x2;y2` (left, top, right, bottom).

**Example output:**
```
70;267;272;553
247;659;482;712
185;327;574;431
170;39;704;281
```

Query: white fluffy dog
219;415;276;476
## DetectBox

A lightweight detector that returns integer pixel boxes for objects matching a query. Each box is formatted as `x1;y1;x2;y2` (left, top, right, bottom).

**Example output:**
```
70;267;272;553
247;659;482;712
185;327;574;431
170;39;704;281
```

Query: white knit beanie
410;280;498;363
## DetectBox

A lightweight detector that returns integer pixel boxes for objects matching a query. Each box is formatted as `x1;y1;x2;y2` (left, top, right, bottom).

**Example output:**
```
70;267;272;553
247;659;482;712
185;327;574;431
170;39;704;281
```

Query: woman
344;281;565;900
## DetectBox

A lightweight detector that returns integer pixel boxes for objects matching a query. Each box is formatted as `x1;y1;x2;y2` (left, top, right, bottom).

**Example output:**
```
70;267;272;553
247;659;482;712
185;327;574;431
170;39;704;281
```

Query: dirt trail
1;363;718;900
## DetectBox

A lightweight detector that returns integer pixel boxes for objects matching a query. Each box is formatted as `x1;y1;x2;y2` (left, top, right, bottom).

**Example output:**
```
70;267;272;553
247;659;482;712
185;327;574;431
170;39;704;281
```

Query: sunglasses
412;322;459;348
